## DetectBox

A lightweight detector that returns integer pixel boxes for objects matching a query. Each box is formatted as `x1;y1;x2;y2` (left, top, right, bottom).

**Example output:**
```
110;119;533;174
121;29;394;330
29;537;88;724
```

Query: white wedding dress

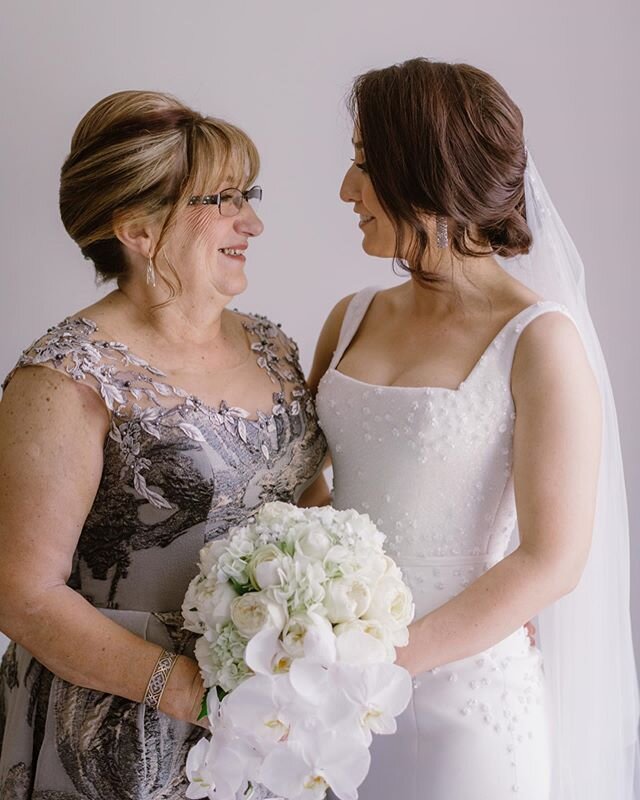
316;286;567;799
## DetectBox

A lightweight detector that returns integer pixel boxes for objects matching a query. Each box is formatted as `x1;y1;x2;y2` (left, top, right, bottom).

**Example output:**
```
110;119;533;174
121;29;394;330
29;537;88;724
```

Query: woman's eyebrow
351;139;364;150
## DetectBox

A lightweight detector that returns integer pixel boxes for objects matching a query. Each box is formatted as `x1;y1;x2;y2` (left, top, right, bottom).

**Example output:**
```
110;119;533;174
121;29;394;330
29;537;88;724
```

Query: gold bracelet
143;649;179;710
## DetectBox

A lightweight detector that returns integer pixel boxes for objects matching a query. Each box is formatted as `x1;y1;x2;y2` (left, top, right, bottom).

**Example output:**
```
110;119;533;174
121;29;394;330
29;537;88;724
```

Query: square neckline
329;292;547;394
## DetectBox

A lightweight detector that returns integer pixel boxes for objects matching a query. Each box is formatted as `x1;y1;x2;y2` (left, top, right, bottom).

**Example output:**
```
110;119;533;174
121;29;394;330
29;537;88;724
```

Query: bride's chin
362;238;394;258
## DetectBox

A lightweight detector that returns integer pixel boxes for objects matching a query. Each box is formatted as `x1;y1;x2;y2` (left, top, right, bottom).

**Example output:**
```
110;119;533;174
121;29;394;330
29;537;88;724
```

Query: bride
309;59;640;799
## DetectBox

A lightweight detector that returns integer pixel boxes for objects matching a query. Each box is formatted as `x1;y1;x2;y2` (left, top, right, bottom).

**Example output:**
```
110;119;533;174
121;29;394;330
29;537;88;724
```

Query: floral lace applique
7;313;316;509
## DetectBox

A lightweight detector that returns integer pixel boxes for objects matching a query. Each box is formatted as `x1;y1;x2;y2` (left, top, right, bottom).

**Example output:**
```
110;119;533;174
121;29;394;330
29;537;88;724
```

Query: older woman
0;90;326;798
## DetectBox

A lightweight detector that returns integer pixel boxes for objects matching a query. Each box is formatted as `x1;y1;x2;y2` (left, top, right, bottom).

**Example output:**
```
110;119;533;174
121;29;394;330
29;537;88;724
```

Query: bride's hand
394;624;426;677
524;620;537;647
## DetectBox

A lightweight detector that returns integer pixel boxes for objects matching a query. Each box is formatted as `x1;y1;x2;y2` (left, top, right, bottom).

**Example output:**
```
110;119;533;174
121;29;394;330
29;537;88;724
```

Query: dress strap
329;286;381;371
471;299;574;390
501;299;573;366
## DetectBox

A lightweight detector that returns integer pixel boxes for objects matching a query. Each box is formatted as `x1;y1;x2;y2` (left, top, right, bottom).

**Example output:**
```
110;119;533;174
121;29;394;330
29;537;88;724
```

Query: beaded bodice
316;287;569;569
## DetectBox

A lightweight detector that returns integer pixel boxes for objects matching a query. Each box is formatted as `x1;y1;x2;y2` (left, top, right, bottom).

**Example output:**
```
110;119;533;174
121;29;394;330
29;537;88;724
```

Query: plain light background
0;1;638;667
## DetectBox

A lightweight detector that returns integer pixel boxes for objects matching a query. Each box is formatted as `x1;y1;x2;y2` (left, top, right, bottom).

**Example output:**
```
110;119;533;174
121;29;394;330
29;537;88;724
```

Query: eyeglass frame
187;185;262;214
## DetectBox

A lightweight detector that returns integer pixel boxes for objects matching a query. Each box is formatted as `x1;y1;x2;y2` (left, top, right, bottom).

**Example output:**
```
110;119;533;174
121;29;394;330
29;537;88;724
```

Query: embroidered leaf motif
140;422;162;439
109;423;123;443
177;423;207;442
237;418;248;443
100;382;126;411
152;382;174;396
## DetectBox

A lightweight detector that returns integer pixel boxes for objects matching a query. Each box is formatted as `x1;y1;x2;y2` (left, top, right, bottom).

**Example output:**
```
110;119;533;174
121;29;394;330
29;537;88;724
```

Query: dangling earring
436;216;449;249
146;255;156;287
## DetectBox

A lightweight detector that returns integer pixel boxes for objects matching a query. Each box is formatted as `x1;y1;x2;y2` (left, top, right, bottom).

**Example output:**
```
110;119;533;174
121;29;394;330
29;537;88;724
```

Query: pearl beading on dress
317;287;568;799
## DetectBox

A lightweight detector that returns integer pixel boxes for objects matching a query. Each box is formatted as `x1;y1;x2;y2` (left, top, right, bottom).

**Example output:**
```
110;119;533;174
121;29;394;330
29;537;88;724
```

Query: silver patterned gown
0;311;327;800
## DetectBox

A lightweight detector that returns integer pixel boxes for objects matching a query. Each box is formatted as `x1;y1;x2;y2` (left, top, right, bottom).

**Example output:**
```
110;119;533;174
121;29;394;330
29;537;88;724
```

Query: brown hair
348;59;531;282
59;90;259;297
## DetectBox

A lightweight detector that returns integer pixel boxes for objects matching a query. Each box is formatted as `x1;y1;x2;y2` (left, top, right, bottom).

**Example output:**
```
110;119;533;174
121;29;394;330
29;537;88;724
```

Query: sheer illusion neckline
331;298;547;394
63;313;304;424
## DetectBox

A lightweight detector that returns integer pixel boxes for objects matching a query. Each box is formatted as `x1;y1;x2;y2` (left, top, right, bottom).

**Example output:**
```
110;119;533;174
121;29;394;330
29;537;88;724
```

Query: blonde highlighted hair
59;90;260;295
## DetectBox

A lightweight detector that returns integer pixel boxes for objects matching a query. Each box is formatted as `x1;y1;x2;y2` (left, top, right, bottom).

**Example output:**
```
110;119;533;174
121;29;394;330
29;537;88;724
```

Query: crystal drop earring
146;255;156;287
436;216;449;249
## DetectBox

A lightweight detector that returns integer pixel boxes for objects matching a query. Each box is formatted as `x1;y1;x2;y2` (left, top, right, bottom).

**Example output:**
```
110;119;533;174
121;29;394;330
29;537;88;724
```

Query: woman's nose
340;163;360;204
236;202;264;237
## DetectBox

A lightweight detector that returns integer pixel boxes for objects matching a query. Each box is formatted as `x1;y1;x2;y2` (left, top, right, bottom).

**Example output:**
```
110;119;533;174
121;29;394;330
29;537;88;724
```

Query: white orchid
259;723;371;800
334;618;396;662
281;612;333;658
185;739;216;799
185;726;258;800
184;501;416;800
340;661;414;739
221;672;310;753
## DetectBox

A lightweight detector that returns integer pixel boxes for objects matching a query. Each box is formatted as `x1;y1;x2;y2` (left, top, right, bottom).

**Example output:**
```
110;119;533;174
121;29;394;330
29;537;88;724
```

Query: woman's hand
159;655;210;729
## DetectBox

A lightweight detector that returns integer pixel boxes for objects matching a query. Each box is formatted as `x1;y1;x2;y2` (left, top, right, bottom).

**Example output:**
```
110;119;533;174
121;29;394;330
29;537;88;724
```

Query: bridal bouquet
181;501;415;800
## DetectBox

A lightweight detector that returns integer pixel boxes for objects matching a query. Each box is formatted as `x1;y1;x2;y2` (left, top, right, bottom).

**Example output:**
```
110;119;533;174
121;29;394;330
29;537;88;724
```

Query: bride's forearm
402;547;580;674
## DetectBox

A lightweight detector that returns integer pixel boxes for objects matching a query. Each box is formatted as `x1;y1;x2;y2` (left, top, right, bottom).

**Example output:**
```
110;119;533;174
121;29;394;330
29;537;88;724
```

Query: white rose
353;552;388;585
197;578;238;629
381;555;404;580
257;501;304;527
281;612;332;658
294;523;333;562
324;576;372;623
230;591;287;637
363;575;415;630
247;544;286;590
198;538;229;578
194;636;219;688
334;618;396;662
323;544;361;578
181;577;206;634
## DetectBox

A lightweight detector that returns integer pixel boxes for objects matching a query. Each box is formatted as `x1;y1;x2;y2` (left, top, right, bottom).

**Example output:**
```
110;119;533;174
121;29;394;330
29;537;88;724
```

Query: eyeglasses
187;185;262;216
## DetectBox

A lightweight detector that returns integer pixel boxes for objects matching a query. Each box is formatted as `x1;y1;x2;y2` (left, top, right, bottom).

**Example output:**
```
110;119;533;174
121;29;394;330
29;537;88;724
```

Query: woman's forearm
0;583;200;719
403;547;579;674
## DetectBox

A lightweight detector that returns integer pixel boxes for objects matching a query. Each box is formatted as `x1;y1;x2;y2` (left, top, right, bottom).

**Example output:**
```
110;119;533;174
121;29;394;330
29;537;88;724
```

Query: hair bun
482;199;532;258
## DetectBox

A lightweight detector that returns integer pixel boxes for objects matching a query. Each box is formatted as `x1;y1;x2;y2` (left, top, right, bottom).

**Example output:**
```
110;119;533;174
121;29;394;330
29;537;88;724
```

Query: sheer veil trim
497;154;640;798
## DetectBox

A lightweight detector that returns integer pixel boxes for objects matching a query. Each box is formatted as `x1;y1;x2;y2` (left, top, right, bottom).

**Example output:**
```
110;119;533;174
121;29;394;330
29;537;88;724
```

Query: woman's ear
113;213;157;258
